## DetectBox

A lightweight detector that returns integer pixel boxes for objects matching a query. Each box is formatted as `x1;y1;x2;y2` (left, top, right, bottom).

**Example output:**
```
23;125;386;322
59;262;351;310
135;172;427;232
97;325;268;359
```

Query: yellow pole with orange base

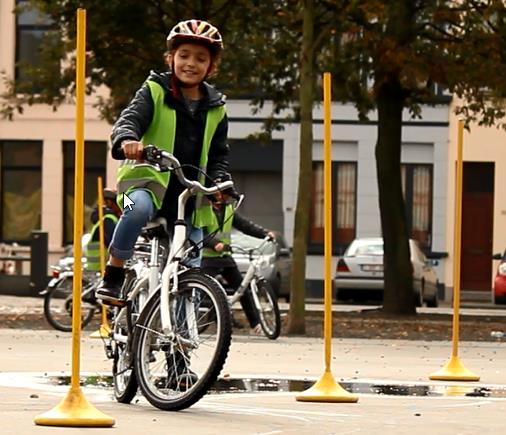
296;73;358;403
34;9;115;427
90;176;112;338
429;120;479;382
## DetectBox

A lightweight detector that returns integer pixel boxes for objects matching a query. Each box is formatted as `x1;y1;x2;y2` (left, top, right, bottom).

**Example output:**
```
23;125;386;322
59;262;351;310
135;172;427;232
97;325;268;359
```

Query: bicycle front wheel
252;279;281;340
134;270;232;411
43;277;96;332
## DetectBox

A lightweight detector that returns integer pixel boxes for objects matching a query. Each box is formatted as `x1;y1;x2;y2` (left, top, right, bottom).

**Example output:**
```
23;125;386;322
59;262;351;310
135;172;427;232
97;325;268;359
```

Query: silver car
334;237;439;307
230;230;292;301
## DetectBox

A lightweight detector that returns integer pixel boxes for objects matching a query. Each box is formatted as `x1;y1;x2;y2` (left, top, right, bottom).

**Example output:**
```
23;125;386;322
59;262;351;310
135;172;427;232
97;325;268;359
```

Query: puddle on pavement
43;374;506;398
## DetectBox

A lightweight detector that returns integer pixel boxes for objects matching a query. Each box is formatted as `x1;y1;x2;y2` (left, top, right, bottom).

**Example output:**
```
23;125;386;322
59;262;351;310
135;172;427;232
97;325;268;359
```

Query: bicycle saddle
141;217;169;240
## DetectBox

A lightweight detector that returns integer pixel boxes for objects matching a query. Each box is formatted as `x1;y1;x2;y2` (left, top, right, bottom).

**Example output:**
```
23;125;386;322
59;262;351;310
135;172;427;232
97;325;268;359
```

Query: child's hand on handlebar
267;232;276;242
214;242;228;253
121;140;144;160
214;242;232;253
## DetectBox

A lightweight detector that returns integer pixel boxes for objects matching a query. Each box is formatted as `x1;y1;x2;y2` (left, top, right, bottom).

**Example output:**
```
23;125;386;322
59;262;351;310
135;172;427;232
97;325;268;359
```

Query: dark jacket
202;208;269;268
110;70;230;221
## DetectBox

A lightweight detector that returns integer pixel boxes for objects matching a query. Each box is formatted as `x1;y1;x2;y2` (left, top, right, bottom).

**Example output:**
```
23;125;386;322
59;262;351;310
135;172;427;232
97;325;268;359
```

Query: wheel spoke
134;272;232;410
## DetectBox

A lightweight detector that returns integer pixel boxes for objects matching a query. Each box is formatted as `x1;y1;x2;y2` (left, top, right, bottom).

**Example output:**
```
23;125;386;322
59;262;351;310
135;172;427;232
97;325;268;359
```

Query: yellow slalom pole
429;119;479;382
296;73;358;403
90;176;112;338
34;9;115;427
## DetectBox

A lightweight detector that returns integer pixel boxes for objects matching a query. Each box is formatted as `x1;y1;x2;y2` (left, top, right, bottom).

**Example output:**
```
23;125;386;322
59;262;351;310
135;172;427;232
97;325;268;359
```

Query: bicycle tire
111;271;140;404
112;339;138;403
253;279;281;340
43;276;96;332
134;270;232;411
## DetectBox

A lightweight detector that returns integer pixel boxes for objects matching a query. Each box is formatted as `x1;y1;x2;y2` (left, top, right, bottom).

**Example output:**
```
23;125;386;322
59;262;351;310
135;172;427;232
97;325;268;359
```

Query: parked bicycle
41;255;101;332
106;144;234;411
226;237;281;340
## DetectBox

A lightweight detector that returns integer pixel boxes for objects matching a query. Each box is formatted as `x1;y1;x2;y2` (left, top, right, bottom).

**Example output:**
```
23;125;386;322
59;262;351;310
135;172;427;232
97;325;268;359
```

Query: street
1;328;506;434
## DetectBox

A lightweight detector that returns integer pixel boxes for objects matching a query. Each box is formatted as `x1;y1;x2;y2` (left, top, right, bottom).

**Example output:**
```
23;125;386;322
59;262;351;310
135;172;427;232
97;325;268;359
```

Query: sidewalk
3;293;506;317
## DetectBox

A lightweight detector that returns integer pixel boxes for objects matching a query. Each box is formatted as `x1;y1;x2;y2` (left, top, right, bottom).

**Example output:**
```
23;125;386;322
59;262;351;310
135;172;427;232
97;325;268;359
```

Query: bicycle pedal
104;343;114;359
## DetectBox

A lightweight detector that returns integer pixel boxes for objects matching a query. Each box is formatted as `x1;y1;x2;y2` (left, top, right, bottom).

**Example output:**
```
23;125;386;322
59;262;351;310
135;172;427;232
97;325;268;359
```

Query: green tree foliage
326;0;506;314
3;0;307;126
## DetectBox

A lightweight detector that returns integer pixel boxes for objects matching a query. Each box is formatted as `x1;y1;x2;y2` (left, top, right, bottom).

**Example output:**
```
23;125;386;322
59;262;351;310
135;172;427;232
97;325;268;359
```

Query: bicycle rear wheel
252;279;281;340
43;277;96;332
134;270;231;411
112;270;140;404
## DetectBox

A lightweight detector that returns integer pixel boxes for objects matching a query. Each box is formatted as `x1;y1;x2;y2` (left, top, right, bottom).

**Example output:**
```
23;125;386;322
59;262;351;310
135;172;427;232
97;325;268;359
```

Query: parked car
334;237;439;307
492;251;506;304
230;230;292;301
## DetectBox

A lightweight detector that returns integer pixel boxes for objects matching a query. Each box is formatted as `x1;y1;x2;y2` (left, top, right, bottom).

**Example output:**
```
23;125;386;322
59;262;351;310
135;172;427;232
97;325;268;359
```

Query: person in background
201;191;276;334
85;188;122;273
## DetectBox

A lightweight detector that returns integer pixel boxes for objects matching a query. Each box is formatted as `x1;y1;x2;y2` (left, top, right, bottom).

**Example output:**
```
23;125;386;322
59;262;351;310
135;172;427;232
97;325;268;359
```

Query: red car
493;251;506;304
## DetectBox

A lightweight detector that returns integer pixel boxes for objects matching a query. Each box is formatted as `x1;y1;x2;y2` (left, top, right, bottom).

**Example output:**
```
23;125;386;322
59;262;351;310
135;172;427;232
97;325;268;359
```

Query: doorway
460;162;494;295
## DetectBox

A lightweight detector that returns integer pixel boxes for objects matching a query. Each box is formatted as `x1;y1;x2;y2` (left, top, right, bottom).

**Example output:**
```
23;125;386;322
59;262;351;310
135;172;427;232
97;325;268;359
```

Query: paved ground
2;328;506;434
2;294;506;434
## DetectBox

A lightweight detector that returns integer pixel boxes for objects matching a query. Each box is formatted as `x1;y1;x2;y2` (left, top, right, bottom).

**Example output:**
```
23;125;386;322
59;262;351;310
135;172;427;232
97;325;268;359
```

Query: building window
15;0;54;87
63;141;107;245
0;141;42;243
310;161;357;254
401;164;433;250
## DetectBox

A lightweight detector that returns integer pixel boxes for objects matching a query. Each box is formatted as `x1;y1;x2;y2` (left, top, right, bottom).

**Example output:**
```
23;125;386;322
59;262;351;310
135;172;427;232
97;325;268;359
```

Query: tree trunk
373;1;417;315
375;77;415;315
287;0;314;334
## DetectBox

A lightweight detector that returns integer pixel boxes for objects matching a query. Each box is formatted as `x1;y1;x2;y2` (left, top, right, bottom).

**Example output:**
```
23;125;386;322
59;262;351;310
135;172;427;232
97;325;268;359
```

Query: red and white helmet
167;19;223;52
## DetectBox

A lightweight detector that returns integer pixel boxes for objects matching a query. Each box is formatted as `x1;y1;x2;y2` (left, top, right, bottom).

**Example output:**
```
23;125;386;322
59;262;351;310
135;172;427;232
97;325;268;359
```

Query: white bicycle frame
142;147;234;337
227;237;273;312
112;235;163;344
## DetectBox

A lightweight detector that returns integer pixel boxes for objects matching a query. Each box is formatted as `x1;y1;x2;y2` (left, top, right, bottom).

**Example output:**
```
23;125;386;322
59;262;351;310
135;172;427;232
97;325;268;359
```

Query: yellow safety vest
117;80;226;227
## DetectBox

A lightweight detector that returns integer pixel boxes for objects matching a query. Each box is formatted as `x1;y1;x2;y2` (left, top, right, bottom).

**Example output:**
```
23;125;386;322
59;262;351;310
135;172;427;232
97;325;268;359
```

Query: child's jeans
109;188;203;266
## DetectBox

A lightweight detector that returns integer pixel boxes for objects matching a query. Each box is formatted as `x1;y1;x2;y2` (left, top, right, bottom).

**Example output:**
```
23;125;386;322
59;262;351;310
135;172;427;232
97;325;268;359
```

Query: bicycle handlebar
142;144;234;196
227;236;275;255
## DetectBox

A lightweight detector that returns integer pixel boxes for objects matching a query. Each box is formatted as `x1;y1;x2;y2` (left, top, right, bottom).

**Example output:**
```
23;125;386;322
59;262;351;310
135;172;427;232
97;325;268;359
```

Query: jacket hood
146;70;225;107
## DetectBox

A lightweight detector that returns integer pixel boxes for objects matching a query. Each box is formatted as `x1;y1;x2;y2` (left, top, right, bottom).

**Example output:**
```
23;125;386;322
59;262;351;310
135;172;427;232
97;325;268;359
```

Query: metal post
30;231;48;295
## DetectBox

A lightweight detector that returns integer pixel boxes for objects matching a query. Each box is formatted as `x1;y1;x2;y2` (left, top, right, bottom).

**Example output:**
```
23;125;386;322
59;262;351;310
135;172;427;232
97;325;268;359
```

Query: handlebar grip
224;188;241;201
142;144;160;161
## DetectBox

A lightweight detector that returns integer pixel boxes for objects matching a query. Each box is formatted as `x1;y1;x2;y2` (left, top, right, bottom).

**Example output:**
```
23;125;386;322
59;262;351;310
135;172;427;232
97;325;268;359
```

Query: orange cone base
90;323;111;339
296;370;358;403
34;387;115;427
429;355;480;381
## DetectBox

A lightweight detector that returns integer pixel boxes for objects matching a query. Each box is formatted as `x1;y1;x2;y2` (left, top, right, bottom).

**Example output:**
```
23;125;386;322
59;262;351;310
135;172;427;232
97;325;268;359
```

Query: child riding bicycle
96;19;233;306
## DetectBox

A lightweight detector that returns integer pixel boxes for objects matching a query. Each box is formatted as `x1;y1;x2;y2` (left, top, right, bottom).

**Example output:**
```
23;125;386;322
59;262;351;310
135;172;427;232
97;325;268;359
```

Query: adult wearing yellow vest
202;192;276;333
96;20;232;306
85;188;122;272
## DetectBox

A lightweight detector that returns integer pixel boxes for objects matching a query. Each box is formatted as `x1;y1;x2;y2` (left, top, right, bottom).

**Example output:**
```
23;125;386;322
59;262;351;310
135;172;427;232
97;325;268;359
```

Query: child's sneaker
95;265;126;306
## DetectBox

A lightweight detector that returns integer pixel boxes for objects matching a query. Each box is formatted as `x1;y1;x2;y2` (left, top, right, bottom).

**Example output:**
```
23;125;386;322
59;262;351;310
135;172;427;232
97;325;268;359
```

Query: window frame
401;163;434;251
0;140;43;244
308;161;357;255
15;0;55;87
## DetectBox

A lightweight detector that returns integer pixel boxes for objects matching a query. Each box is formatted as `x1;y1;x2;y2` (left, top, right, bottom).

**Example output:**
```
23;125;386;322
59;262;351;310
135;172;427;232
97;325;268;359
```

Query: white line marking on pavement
199;401;360;420
257;431;283;435
438;400;494;408
199;403;312;422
